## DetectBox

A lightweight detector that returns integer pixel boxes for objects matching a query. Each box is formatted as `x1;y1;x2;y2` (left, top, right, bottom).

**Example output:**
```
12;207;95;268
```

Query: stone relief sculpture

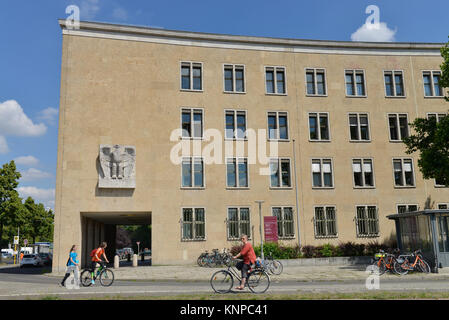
98;144;136;188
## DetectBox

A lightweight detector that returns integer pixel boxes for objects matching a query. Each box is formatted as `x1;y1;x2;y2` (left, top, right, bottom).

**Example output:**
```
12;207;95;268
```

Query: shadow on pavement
0;265;52;275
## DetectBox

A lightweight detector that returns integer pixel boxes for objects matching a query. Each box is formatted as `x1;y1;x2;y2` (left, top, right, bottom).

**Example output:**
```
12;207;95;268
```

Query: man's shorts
236;261;251;279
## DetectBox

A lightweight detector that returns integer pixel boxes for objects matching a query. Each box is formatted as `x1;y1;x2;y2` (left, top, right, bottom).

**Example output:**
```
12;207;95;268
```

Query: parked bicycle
261;252;283;275
80;262;115;287
393;250;431;275
198;248;233;268
371;249;400;275
210;259;270;294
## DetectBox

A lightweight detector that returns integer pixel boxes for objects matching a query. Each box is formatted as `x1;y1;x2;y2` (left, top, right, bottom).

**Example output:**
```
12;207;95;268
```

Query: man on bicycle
91;242;109;285
232;234;256;290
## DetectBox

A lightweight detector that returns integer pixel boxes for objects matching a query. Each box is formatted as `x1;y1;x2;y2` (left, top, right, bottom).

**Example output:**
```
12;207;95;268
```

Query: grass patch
40;295;60;300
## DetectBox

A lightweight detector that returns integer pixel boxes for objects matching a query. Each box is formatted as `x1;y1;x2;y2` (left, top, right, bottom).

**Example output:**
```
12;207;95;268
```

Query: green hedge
230;240;397;260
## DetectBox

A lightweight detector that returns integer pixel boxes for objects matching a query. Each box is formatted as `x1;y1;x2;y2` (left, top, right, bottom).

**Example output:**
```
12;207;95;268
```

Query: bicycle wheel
269;260;283;275
210;270;233;293
393;260;408;275
80;269;93;287
100;268;115;287
247;269;270;294
417;260;431;273
372;260;387;275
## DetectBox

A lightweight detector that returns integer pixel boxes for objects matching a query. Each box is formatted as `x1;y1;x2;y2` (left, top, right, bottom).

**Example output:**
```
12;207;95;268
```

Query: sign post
136;241;140;254
255;201;265;260
264;216;279;243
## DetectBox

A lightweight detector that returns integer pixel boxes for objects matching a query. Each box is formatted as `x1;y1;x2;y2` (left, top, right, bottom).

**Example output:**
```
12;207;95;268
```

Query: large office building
53;19;448;272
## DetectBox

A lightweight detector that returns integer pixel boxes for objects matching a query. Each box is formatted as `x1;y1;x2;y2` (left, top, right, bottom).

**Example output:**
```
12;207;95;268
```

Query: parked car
20;254;44;267
38;253;52;266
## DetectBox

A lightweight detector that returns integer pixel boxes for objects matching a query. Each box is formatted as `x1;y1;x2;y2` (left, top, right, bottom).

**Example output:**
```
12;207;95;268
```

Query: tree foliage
440;37;449;101
403;115;449;186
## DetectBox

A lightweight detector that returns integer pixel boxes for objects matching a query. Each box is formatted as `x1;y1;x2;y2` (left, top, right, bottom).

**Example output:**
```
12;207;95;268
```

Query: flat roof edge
58;19;445;52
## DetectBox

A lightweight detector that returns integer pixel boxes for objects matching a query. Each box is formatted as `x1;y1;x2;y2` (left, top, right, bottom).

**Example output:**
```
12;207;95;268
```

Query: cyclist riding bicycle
90;242;109;285
232;234;256;290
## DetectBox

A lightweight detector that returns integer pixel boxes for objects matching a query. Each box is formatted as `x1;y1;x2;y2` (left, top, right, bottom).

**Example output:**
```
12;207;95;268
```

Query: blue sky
0;0;448;209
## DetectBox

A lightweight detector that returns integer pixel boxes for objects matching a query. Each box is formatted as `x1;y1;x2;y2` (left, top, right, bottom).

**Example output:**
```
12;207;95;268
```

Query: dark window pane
309;115;318;140
268;115;277;139
276;71;285;94
182;159;191;187
306;72;315;94
227;160;236;187
389;116;398;140
181;66;190;89
193;159;203;187
385;74;393;96
319;115;329;140
224;69;233;91
266;70;274;93
182;111;191;137
238;160;248;187
279;115;288;139
281;160;291;187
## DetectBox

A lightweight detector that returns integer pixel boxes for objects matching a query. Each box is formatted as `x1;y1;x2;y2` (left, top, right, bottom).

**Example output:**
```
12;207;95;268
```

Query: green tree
440;37;449;101
0;161;23;247
22;197;54;244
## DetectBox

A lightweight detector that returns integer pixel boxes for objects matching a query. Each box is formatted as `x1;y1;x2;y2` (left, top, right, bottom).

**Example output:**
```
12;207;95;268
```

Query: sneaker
91;280;95;285
59;282;65;287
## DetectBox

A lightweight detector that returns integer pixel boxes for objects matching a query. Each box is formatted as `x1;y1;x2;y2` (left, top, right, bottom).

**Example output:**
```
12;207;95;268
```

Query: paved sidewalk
48;263;449;282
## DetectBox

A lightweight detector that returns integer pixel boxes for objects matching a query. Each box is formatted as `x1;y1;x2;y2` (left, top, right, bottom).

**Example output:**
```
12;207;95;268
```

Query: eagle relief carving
99;144;136;188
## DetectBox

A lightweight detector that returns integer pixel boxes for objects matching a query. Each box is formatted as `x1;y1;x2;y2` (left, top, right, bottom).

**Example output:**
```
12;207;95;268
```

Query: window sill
265;93;288;96
312;187;335;190
181;137;204;141
268;139;290;142
224;138;248;142
424;96;444;99
435;185;449;188
385;95;406;99
306;94;328;98
224;91;246;94
315;235;338;239
345;95;367;98
181;187;206;190
349;140;371;143
354;186;376;189
308;139;331;143
226;187;250;190
394;186;416;189
181;239;206;242
269;187;293;190
180;89;204;93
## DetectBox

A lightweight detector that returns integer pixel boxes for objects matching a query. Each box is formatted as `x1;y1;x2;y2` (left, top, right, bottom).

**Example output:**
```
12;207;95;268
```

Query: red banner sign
264;216;278;243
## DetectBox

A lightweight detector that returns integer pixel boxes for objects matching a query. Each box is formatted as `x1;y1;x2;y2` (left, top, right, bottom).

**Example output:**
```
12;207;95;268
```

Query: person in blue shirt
60;245;80;289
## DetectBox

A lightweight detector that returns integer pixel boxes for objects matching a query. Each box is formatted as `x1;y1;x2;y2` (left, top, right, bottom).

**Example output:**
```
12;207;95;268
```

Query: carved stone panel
98;144;136;188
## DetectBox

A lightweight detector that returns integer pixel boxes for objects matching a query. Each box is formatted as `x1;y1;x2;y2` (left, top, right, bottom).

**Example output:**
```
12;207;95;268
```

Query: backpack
90;248;98;257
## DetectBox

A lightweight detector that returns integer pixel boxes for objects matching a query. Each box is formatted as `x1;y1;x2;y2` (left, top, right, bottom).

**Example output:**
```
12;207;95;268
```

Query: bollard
114;255;119;269
127;253;131;262
132;254;138;267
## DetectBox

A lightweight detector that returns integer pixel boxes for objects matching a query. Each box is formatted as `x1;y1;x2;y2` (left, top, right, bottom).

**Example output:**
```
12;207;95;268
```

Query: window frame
223;64;246;94
180;61;203;92
305;68;328;97
269;158;292;189
383;70;406;98
392;158;416;188
181;156;205;189
396;204;419;214
264;66;287;95
271;206;295;239
387;113;409;142
226;157;249;189
311;158;334;189
180;207;207;241
344;69;367;98
226;206;252;241
308;112;331;142
267;111;290;141
355;205;380;238
348;112;371;142
180;107;204;140
313;205;338;239
422;70;444;98
224;109;248;141
352;158;375;189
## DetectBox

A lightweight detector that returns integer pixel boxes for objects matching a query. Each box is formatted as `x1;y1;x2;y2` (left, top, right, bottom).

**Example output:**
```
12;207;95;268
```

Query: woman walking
60;245;80;289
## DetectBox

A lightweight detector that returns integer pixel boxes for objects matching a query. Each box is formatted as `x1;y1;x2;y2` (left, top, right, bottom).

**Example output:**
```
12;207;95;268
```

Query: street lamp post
255;200;265;260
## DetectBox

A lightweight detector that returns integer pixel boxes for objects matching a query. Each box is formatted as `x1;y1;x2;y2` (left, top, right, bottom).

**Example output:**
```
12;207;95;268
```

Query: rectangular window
225;110;247;139
181;108;203;138
388;113;409;141
227;207;251;240
427;113;447;123
181;157;204;188
306;68;326;96
393;158;415;187
270;158;291;188
272;207;295;239
356;206;379;237
226;158;248;188
265;67;286;94
384;71;405;97
423;71;443;97
309;112;330;141
349;113;370;141
267;112;289;140
438;204;449;210
345;70;366;96
314;206;337;238
353;159;374;188
182;208;205;241
181;62;202;91
224;65;245;93
312;159;333;188
397;204;418;214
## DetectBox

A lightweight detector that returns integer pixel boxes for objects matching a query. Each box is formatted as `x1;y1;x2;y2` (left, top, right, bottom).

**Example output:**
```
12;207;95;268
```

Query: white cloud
112;6;128;21
17;186;55;209
37;107;58;125
0;136;9;154
80;0;100;20
20;168;52;181
14;155;39;166
0;100;47;137
351;22;397;42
